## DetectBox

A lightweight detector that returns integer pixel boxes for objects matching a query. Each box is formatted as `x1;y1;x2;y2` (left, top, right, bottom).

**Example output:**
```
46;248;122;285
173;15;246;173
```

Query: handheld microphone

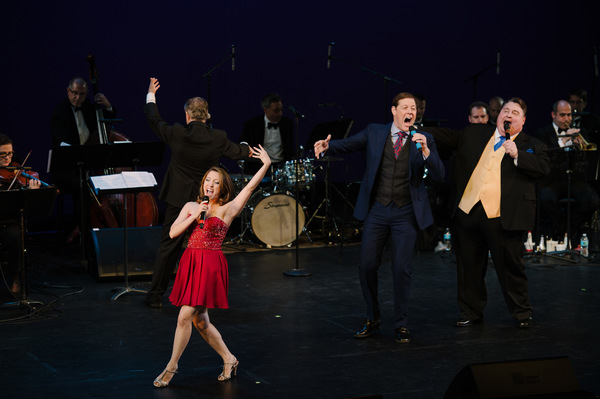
496;51;500;75
289;106;305;118
199;195;209;229
410;125;422;151
327;42;334;69
503;121;511;140
231;45;235;71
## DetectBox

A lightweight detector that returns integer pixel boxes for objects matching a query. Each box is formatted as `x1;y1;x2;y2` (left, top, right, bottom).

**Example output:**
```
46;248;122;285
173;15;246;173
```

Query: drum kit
229;157;340;247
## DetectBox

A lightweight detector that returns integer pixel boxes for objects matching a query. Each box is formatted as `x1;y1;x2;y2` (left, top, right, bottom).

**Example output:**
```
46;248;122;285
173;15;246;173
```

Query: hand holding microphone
199;195;209;228
410;126;422;152
502;121;518;159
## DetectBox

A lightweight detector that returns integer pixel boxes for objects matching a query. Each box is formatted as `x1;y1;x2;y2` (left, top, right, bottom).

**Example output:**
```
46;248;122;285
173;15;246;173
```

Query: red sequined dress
169;217;230;308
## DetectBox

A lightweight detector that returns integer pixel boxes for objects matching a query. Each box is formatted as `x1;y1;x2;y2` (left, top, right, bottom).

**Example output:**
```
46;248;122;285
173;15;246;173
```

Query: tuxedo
428;124;550;322
240;115;294;174
49;97;119;254
50;98;117;147
328;122;444;328
533;124;599;238
144;102;250;301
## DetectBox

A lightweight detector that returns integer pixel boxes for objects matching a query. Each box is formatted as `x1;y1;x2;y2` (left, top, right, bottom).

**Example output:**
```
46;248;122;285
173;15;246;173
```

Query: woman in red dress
153;145;271;387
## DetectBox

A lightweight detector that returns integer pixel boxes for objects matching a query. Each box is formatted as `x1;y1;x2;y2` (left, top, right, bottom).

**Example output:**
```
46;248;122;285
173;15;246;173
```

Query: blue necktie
494;136;506;151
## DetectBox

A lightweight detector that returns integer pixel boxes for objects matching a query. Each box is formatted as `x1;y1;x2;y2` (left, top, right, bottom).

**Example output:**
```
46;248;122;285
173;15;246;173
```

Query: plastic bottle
526;231;534;252
580;233;589;257
443;228;451;250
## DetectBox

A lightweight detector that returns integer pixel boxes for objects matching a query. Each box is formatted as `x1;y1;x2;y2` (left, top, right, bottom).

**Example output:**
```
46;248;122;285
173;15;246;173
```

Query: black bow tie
558;128;567;134
267;122;279;129
73;106;82;112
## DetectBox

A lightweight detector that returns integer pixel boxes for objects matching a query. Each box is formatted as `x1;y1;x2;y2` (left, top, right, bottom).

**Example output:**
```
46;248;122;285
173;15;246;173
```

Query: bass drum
250;191;305;247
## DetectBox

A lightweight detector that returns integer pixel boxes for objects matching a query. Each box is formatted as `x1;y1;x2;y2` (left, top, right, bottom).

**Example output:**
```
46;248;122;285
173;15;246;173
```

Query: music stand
0;187;57;307
542;146;589;263
90;172;159;300
48;142;166;261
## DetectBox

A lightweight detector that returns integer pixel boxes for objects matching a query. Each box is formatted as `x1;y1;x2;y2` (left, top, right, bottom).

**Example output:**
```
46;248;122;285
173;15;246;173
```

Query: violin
0;161;50;189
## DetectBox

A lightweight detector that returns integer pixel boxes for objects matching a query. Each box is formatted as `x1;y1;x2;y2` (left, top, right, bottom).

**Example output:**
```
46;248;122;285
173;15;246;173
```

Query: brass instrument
576;132;597;151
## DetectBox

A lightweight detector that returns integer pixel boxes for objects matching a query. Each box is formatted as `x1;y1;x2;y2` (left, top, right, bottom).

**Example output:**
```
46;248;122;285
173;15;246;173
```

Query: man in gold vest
427;98;550;328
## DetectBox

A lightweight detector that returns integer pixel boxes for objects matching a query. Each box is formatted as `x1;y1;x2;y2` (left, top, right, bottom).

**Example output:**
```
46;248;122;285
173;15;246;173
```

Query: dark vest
373;135;411;208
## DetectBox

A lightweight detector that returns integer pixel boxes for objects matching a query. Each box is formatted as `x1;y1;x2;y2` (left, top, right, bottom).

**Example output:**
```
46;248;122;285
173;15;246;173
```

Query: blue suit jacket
328;123;445;229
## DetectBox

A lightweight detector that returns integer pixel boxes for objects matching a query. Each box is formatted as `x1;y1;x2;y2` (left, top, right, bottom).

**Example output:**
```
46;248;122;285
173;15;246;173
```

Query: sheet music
90;171;157;192
122;171;157;187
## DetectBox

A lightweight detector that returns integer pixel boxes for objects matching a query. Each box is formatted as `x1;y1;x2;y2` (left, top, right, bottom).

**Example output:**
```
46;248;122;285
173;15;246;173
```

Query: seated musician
49;76;117;244
0;133;40;297
239;93;295;176
533;100;600;241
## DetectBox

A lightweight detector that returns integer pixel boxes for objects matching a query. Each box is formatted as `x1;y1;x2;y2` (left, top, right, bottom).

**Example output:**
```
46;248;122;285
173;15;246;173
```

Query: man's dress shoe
395;327;411;343
455;319;482;327
144;295;162;308
353;319;381;338
518;317;534;328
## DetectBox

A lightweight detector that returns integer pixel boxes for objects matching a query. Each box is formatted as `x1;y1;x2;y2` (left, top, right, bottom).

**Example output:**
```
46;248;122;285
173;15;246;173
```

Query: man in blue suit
314;92;444;343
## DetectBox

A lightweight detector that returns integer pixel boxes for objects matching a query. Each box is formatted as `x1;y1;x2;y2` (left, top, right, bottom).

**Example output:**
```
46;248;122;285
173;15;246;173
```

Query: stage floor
2;234;599;398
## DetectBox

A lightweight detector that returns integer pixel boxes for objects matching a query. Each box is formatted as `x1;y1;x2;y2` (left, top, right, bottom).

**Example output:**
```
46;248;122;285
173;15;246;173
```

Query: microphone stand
284;108;311;277
202;45;235;127
328;51;401;123
465;60;499;101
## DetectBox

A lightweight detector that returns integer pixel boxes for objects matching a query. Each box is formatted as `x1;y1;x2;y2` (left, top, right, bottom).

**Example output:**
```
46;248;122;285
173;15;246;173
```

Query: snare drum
250;191;305;247
279;158;314;190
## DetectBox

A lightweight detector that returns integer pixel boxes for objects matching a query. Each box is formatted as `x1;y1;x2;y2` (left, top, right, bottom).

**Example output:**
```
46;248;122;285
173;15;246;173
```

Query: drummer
239;93;295;177
533;99;600;240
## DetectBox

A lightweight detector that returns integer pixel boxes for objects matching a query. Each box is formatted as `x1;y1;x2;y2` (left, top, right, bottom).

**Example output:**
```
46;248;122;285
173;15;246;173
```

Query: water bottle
443;228;451;250
580;233;589;257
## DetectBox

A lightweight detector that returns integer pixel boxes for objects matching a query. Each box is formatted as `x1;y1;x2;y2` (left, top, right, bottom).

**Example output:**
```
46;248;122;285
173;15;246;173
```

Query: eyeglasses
68;88;88;97
0;151;15;158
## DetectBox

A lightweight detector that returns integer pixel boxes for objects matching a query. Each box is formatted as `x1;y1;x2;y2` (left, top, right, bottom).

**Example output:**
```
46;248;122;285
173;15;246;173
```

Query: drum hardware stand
226;160;260;247
305;157;355;242
284;106;310;277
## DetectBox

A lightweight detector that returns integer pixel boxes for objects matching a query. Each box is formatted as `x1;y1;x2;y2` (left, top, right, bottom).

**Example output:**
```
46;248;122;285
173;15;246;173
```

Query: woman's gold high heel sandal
218;361;239;381
153;368;178;388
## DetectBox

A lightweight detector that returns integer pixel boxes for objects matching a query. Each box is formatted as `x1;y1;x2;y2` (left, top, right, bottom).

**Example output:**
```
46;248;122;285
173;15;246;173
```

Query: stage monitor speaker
91;227;162;280
444;356;587;399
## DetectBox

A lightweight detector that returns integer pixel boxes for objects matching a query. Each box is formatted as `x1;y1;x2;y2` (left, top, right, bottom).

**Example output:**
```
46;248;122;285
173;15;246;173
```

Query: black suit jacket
50;98;117;147
533;124;591;185
427;124;550;231
144;102;250;208
240;115;294;173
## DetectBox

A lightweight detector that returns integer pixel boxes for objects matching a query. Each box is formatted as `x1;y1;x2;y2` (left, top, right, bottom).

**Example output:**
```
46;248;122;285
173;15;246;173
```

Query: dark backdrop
2;0;599;192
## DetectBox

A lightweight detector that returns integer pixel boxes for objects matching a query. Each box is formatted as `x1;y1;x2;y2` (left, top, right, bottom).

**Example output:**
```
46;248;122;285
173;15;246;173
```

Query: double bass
86;54;159;228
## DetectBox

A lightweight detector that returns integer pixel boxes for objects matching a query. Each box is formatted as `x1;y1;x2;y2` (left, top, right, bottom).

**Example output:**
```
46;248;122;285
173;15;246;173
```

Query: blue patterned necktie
394;131;407;158
494;136;506;151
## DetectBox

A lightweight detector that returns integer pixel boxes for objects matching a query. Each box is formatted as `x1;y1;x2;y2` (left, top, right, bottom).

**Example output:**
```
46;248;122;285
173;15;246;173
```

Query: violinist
0;133;40;298
0;134;41;189
50;76;117;244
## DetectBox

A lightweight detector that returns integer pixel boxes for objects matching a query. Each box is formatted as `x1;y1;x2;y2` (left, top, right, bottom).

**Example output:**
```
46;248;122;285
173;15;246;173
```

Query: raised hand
148;77;160;94
252;144;271;167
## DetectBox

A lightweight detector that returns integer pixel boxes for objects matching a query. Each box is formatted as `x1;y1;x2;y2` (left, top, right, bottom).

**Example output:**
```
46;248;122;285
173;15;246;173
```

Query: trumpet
576;132;597;151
